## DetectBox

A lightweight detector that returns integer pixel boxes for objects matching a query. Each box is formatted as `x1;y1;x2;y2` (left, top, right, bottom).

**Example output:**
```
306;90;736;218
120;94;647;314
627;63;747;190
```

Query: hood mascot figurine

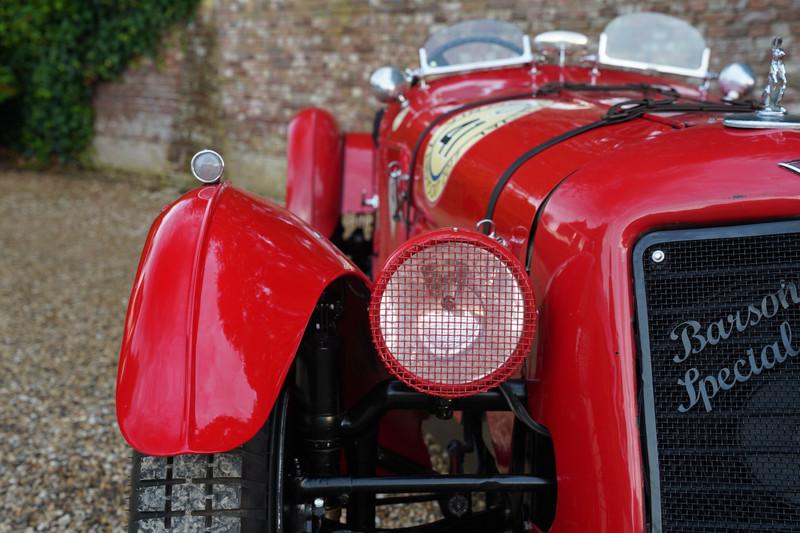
725;35;800;128
763;37;787;115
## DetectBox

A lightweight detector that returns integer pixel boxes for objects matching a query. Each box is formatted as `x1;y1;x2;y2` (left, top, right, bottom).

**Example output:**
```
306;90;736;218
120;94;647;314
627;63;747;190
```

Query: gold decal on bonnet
422;99;553;203
392;106;412;131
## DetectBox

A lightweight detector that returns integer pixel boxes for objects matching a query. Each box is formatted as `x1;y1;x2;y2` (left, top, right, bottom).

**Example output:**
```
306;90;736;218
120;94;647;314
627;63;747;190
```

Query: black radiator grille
633;222;800;533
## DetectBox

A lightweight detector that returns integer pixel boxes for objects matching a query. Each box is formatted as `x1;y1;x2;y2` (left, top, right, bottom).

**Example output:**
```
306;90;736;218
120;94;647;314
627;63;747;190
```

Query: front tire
128;391;289;533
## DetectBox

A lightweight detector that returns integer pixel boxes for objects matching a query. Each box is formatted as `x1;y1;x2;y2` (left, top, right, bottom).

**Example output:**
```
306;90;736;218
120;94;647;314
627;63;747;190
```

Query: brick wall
92;0;800;196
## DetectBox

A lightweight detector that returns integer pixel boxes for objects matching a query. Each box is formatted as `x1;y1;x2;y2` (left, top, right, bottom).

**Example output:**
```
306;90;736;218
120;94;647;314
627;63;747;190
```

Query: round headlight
191;149;225;184
370;229;536;398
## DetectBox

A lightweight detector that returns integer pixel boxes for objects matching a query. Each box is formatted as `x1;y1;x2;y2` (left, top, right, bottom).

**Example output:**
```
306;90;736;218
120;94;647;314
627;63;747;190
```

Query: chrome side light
369;66;410;104
191;149;225;184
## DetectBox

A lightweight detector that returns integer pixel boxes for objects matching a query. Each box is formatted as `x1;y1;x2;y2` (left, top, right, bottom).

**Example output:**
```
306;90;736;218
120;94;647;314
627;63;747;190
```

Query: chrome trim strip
778;160;800;174
724;114;800;130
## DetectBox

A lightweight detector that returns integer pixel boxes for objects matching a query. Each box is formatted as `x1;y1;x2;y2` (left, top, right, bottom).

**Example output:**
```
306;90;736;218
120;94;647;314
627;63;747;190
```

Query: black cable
483;94;758;227
482;117;610;228
400;80;758;238
404;91;534;237
404;83;676;237
499;383;551;438
372;107;385;146
535;81;679;98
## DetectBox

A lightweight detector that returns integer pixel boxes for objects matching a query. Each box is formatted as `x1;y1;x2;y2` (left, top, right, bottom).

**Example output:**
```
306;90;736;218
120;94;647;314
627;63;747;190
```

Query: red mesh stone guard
369;228;536;398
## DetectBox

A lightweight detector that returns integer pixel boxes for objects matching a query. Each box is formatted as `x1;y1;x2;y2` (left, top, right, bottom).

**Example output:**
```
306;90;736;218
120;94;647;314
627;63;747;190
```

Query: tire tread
129;427;270;533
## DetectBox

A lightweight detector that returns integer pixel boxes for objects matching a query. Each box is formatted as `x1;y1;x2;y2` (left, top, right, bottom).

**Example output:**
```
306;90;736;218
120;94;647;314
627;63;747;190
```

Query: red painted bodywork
117;182;367;455
286;108;343;238
341;133;376;214
370;64;800;531
526;126;800;531
373;66;703;270
118;51;800;530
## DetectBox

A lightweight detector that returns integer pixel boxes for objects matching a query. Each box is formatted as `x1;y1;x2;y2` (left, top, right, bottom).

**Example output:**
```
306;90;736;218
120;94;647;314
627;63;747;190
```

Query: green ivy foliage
0;0;199;161
0;66;16;103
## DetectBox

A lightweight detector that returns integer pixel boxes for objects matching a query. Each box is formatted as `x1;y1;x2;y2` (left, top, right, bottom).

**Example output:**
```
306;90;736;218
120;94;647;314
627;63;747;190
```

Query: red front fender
116;182;368;455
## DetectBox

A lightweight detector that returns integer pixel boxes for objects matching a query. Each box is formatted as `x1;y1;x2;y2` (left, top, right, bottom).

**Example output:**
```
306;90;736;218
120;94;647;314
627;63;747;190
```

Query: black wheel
128;390;290;532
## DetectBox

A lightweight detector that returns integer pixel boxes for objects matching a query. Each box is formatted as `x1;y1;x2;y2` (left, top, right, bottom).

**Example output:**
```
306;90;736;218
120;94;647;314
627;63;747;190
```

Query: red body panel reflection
117;183;366;455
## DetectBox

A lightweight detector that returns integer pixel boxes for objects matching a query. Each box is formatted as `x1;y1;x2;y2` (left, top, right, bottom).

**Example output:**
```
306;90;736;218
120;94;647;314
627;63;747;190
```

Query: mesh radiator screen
634;222;800;532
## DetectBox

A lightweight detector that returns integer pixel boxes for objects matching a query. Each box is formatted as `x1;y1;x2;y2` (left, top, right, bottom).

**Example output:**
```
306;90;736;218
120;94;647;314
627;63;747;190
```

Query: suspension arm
340;379;529;437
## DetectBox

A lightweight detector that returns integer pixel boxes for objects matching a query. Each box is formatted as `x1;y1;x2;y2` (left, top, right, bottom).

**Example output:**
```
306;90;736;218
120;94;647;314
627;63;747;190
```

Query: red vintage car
117;14;800;533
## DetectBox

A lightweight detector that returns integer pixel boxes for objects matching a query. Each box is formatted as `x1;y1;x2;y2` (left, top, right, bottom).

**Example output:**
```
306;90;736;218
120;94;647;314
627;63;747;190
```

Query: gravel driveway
0;169;446;531
0;170;177;531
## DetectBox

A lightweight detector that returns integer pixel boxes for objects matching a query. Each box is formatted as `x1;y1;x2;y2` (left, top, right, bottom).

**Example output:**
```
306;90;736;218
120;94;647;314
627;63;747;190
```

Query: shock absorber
295;292;344;478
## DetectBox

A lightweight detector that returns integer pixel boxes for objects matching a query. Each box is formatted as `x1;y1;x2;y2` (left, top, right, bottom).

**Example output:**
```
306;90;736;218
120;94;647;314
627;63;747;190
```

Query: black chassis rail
294;473;552;497
292;377;552;500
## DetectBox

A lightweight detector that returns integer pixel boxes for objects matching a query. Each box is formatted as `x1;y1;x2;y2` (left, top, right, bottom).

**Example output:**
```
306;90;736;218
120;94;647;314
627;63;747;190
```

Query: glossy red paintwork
286;107;343;238
527;126;800;532
373;65;702;269
119;49;800;530
117;182;367;455
341;133;376;214
370;63;800;531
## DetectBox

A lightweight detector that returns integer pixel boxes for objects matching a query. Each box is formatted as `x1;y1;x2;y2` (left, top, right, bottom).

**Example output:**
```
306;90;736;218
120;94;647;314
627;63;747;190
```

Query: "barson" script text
669;281;800;413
